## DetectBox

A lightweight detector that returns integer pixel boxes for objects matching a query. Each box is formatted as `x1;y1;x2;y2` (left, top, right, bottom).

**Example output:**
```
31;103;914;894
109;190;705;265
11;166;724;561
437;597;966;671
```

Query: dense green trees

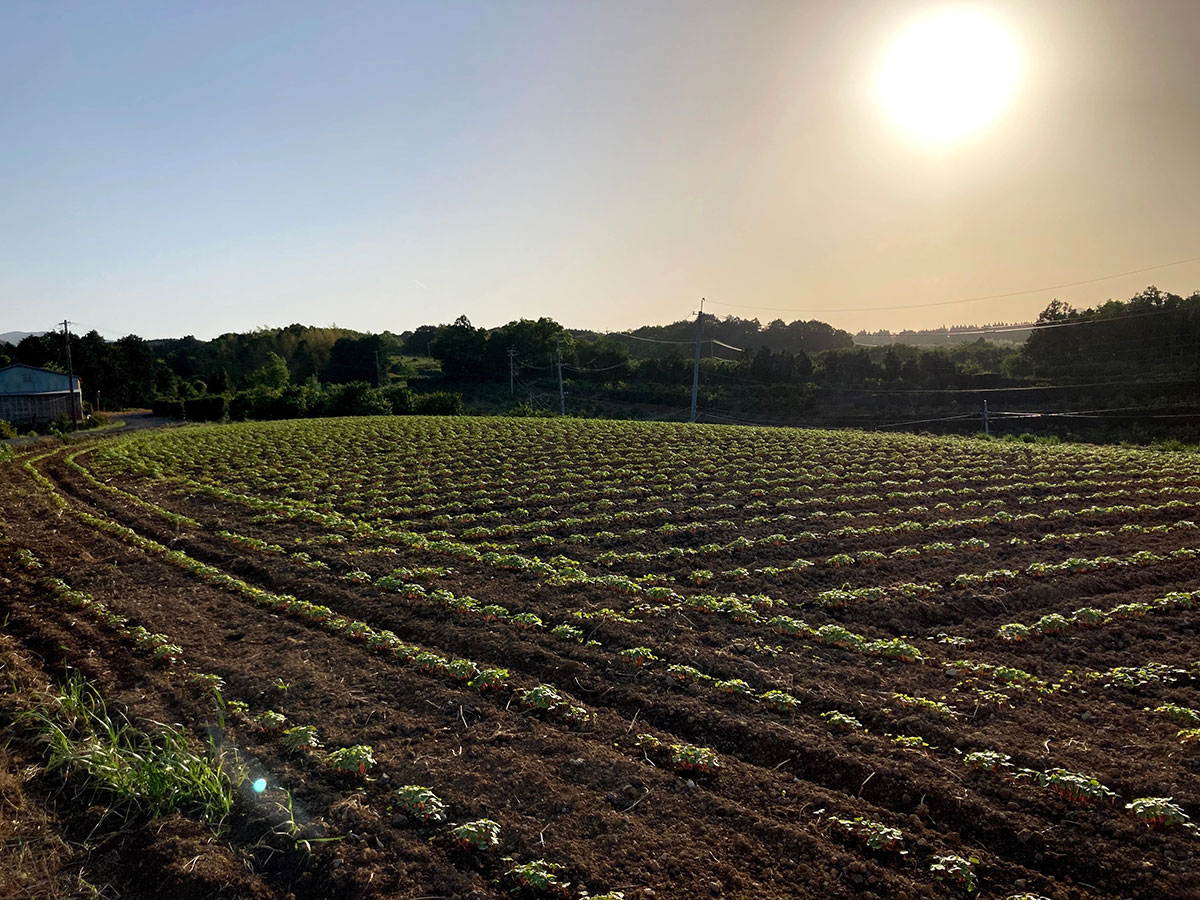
5;287;1197;437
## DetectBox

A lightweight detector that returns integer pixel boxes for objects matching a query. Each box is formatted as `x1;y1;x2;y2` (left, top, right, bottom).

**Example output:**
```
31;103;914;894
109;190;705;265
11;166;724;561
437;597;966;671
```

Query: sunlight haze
2;0;1198;339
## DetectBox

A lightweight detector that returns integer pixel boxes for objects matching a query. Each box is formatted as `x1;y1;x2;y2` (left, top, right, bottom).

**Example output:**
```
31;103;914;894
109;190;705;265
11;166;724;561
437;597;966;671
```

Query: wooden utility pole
689;299;704;423
556;344;565;415
62;320;78;428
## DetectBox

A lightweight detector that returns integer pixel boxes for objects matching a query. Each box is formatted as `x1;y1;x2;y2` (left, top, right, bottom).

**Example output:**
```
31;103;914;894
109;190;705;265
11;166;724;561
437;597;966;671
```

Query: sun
877;8;1021;143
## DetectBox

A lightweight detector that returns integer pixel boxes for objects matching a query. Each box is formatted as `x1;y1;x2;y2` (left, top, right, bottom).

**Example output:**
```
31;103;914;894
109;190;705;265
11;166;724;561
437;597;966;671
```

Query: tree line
2;287;1195;439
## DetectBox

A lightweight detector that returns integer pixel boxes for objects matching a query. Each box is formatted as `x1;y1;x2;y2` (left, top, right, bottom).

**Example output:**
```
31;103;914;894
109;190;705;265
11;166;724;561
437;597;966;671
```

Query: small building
0;364;83;426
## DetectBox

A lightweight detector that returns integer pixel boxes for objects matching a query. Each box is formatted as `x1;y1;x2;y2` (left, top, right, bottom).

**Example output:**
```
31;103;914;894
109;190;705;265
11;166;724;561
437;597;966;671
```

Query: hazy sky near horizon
3;0;1199;340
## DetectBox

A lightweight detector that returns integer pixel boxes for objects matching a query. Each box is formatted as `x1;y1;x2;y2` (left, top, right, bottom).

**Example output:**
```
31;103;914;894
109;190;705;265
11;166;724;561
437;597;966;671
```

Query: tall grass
21;671;234;823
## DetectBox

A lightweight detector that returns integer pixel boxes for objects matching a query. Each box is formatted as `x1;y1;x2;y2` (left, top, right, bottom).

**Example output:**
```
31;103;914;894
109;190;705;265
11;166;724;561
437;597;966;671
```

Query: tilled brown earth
1;436;1199;899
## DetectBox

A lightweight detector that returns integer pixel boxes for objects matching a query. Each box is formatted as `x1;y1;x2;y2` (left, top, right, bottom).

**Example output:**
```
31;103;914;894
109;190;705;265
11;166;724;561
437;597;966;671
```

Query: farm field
3;416;1200;899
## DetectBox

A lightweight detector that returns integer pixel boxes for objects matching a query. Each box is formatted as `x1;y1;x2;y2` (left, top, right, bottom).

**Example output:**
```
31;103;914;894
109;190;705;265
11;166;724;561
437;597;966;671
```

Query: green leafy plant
831;815;906;852
930;853;978;892
451;818;500;849
325;744;375;777
468;667;510;691
1022;767;1115;804
282;724;322;752
758;689;799;712
254;709;287;732
821;710;864;733
964;750;1011;773
504;858;568;891
391;785;448;823
669;742;721;774
618;647;658;667
1125;796;1194;830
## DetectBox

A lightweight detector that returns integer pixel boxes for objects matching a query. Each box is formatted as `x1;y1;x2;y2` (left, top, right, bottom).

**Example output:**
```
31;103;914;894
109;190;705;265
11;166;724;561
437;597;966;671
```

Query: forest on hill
2;286;1199;442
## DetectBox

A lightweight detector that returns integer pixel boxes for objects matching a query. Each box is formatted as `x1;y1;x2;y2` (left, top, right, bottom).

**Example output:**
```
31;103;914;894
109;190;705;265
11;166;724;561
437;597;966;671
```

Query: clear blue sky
3;0;1199;339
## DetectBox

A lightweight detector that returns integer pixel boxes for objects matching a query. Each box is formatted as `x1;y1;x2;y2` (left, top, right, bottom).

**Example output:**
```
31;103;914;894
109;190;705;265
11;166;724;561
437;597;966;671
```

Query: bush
383;384;414;414
151;398;186;419
185;394;229;421
412;391;463;415
319;382;393;417
0;419;17;439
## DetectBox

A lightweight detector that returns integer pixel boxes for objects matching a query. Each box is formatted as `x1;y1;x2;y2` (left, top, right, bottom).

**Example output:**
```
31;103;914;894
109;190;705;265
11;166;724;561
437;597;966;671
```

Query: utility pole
508;346;516;396
61;320;78;428
983;399;990;436
556;343;565;416
374;351;383;387
689;299;704;423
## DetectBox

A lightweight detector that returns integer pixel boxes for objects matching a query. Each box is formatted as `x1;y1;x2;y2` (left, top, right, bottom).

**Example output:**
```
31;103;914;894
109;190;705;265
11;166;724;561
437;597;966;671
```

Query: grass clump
21;671;234;824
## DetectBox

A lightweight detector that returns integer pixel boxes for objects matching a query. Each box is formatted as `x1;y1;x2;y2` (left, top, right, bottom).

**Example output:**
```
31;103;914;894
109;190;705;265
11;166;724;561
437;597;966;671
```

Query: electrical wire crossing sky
2;0;1199;339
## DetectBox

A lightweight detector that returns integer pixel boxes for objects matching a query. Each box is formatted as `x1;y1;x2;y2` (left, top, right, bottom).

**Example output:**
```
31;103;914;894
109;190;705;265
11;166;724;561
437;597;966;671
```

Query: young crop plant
451;818;501;850
666;664;712;684
1125;797;1195;830
929;854;979;893
391;785;448;823
821;710;864;733
282;725;322;753
254;709;288;732
891;735;931;750
325;745;375;777
716;678;753;695
505;858;569;892
1071;607;1109;627
758;690;799;712
998;623;1033;642
511;612;544;631
865;637;925;664
519;684;564;711
619;647;659;667
669;742;721;775
964;750;1012;773
468;668;510;692
831;816;906;853
1153;704;1200;726
814;624;867;653
1023;767;1116;804
934;633;974;648
891;693;958;719
551;623;584;642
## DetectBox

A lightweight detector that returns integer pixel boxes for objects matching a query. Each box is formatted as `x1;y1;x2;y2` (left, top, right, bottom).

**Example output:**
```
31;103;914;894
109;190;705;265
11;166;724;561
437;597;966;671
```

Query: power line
562;360;630;373
876;413;981;429
608;332;696;346
703;254;1200;315
810;374;1200;395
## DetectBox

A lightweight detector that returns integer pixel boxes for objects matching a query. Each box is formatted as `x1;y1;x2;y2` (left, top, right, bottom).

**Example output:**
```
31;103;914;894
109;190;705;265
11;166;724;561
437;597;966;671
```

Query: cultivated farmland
3;417;1200;899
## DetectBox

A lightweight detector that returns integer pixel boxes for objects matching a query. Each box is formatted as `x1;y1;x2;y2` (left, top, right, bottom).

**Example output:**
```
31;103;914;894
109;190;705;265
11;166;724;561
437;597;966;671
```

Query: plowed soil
2;418;1198;900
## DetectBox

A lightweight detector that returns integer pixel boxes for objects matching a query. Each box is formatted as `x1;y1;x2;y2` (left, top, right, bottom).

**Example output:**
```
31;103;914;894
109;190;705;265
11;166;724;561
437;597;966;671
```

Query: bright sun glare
878;9;1021;143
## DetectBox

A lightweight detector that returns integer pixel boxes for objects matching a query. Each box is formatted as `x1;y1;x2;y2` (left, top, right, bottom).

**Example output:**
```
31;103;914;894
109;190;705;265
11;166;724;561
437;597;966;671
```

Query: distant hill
0;331;45;345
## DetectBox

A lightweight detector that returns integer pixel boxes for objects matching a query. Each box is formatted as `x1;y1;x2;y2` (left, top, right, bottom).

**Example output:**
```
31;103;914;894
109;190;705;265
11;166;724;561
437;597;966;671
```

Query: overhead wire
701;253;1200;314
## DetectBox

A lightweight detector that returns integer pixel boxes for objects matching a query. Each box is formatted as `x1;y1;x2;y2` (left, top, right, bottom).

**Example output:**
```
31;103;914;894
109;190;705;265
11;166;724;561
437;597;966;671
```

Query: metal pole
509;346;515;396
983;399;990;436
689;299;704;423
